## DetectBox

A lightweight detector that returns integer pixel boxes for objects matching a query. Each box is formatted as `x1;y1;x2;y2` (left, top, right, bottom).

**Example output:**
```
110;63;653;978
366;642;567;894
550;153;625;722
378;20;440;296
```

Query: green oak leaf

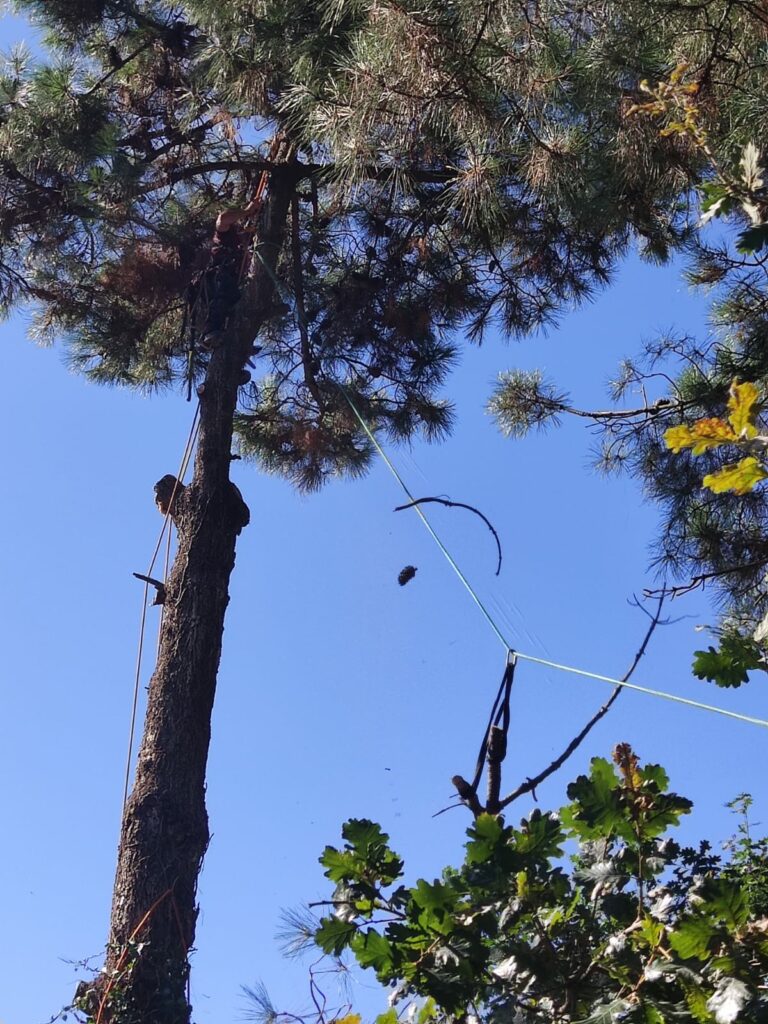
315;917;357;956
342;820;404;881
351;928;395;974
682;983;712;1024
341;819;390;850
466;813;504;864
564;758;625;840
639;792;693;838
411;879;458;935
320;846;359;882
513;809;565;860
638;764;670;790
693;634;764;688
669;913;715;959
698;878;749;929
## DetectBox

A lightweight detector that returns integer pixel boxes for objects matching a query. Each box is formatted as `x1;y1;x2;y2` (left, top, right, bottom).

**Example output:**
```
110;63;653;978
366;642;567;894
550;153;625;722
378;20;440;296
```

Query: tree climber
191;192;263;350
184;136;286;366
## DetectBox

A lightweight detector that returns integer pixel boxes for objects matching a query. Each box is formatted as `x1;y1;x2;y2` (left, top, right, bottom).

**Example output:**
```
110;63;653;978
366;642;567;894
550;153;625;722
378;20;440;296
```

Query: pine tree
1;1;707;1020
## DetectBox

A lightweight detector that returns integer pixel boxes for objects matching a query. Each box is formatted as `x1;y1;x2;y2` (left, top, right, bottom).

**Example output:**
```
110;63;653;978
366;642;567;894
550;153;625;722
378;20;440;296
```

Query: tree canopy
3;0;701;495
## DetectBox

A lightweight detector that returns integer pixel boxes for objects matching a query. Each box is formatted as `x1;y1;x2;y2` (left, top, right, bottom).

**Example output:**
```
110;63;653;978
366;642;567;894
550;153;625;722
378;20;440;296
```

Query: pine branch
159;160;460;191
83;40;155;96
643;561;768;600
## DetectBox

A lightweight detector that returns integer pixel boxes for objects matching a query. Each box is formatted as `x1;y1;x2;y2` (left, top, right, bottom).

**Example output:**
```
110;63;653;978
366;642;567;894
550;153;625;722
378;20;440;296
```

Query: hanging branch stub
133;572;167;606
394;496;503;575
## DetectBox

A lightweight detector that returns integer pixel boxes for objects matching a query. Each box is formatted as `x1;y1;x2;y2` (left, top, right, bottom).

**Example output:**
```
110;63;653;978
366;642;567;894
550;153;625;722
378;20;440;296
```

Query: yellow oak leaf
703;456;768;495
727;379;760;439
664;418;735;454
334;1015;362;1024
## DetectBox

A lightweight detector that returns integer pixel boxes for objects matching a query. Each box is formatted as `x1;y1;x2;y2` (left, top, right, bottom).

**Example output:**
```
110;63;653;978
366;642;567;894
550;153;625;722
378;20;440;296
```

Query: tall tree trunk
83;171;295;1024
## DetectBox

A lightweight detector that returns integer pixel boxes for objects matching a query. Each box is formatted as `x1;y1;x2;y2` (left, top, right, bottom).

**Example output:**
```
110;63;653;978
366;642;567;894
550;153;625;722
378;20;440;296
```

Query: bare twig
643;561;767;600
449;775;484;816
394;496;503;575
83;41;154;96
497;594;667;810
432;800;467;818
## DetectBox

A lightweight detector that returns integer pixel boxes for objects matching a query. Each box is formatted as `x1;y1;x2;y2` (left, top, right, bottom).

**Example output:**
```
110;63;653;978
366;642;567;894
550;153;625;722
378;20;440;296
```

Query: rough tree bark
81;167;298;1024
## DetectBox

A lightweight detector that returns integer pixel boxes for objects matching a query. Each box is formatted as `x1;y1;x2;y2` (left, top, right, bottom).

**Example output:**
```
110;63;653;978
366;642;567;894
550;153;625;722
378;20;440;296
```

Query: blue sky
1;11;767;1024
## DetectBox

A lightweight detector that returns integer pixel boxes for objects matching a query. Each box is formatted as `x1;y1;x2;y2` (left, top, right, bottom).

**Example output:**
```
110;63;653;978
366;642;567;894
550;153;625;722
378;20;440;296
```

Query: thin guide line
516;651;768;729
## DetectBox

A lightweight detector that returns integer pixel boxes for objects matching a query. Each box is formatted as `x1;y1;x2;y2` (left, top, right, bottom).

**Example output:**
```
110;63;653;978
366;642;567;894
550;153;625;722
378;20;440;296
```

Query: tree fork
84;169;297;1024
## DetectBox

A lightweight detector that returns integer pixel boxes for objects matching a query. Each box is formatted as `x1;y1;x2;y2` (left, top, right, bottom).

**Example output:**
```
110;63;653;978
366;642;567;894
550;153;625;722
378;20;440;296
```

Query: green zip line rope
342;391;768;732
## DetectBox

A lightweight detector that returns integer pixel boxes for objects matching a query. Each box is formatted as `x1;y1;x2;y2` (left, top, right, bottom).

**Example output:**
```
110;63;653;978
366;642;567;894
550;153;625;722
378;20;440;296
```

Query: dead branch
450;774;483;817
394;496;503;575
